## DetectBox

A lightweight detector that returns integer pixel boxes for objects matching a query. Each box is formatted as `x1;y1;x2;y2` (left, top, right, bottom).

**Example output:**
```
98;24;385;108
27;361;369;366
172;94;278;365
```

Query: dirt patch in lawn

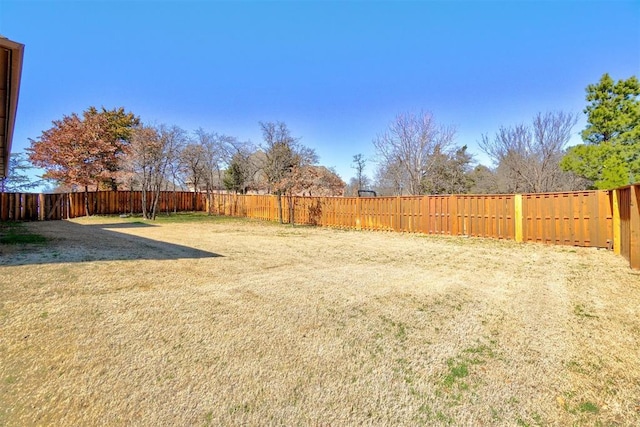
1;214;639;426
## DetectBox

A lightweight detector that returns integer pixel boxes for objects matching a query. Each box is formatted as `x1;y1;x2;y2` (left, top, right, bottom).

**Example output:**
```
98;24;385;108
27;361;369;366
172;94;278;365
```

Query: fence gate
44;193;68;220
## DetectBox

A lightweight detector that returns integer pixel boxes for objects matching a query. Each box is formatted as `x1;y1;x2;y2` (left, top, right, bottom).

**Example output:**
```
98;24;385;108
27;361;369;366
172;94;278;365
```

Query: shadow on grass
85;221;157;229
0;219;222;266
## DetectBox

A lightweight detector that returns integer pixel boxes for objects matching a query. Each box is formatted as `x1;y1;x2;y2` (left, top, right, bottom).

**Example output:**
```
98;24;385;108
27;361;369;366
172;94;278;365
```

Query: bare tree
260;121;317;223
374;158;407;196
245;150;269;192
193;129;238;214
166;131;187;213
351;153;370;193
180;142;207;190
373;111;457;195
480;112;585;193
177;141;209;212
126;124;186;219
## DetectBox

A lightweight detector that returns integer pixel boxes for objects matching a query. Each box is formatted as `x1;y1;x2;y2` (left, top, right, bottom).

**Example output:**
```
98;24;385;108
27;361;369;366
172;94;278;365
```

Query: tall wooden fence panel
403;197;423;233
630;185;640;269
522;191;612;247
358;197;398;231
1;192;37;221
453;194;515;239
0;190;205;220
615;185;640;269
356;197;391;231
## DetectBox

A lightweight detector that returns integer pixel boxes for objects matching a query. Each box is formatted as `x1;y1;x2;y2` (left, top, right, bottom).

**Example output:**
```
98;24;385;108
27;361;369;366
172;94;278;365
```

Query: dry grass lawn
1;214;639;426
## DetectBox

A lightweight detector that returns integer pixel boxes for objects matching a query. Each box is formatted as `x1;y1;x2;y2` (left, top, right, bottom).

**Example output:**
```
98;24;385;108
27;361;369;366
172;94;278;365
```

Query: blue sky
1;0;639;183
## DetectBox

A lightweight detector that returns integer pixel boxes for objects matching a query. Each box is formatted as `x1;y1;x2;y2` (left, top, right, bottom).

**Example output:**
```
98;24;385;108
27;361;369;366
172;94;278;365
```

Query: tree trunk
151;192;160;220
150;180;162;220
84;185;90;216
277;192;283;224
141;187;148;219
173;183;177;214
94;180;100;214
288;192;294;225
166;185;170;216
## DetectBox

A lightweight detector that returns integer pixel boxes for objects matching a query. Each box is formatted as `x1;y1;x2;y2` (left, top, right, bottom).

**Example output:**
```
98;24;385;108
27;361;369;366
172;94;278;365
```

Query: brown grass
1;214;639;426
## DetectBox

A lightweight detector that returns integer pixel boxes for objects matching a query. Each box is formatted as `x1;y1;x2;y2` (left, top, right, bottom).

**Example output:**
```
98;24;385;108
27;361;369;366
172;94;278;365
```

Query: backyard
0;214;639;426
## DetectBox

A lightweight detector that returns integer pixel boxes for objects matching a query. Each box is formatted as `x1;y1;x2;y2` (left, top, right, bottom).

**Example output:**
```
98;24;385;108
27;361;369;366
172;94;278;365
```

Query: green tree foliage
561;74;640;189
581;74;640;145
223;153;247;194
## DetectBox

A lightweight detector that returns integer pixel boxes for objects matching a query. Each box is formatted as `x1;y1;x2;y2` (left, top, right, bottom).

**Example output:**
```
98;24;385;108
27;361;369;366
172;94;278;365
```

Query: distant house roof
0;36;24;178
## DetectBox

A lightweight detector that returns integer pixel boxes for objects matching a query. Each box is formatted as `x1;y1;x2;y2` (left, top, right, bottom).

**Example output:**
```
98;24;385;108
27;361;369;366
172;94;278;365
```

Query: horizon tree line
3;73;638;209
353;73;638;196
23;111;345;219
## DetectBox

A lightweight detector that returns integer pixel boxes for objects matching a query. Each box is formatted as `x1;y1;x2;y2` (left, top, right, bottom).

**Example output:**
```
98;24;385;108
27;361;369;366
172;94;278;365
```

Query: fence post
37;193;44;221
630;185;640;269
356;197;362;230
612;189;621;254
514;194;523;243
396;195;402;231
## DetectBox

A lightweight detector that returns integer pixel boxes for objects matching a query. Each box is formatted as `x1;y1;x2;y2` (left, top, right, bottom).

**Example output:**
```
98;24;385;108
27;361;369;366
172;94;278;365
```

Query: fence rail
1;186;638;270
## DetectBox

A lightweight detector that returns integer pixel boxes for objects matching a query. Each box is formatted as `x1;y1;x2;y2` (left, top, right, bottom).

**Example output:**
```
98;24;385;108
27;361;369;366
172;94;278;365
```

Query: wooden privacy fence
520;191;612;248
612;185;640;270
1;186;638;269
0;190;205;221
205;191;610;245
204;188;637;270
